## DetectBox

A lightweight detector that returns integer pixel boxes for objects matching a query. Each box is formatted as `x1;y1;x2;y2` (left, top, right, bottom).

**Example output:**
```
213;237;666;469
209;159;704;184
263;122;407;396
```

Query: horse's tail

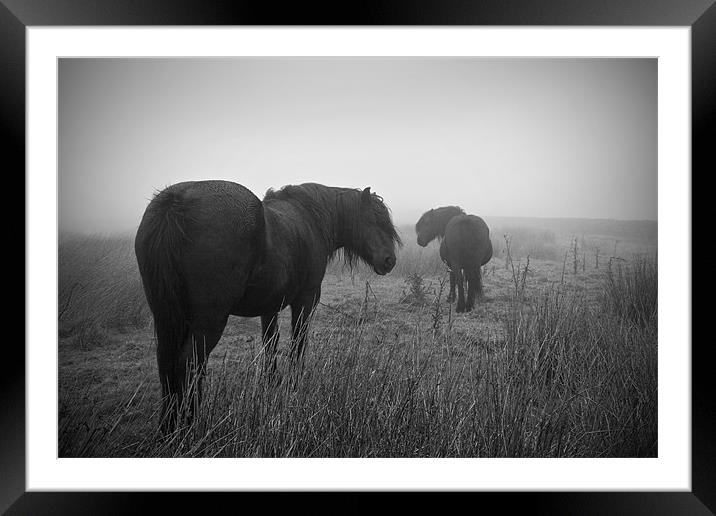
135;187;192;355
482;232;494;265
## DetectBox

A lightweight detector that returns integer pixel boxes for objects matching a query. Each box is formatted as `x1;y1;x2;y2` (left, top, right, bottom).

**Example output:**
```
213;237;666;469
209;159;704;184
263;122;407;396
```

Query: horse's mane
264;183;401;269
264;183;336;246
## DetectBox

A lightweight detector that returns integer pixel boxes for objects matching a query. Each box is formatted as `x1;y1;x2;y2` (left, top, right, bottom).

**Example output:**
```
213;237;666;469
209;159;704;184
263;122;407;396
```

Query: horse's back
444;214;492;267
136;180;266;322
137;180;264;258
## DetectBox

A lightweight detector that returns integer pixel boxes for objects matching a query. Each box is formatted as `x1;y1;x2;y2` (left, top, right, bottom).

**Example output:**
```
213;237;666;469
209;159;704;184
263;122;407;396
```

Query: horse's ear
361;187;372;203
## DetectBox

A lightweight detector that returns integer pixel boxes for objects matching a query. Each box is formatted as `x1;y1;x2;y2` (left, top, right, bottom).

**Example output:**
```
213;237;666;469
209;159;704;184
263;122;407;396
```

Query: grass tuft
603;256;658;327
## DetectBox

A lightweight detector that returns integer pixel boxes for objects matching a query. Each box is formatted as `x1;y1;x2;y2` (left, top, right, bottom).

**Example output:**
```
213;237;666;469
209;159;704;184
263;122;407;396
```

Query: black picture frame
7;1;709;513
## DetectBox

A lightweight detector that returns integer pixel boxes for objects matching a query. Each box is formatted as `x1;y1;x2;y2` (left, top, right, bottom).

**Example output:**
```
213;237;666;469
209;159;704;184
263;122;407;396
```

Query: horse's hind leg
447;270;456;302
156;329;212;431
466;263;485;311
164;313;228;427
465;269;477;312
476;265;484;299
189;315;228;409
156;325;183;432
455;269;466;313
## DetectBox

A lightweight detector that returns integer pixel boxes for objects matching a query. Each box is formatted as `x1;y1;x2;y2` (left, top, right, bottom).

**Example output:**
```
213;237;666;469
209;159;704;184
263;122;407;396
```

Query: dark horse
415;206;492;312
135;181;401;428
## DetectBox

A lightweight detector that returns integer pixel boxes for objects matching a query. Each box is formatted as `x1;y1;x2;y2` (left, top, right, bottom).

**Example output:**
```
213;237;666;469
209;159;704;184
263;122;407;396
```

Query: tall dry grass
61;257;657;458
59;233;150;347
499;287;657;457
603;256;658;327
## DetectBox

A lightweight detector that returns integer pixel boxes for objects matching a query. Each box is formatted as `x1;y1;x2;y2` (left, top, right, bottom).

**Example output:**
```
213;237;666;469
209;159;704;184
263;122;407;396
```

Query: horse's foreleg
290;290;320;365
455;269;466;313
261;313;280;374
290;305;310;363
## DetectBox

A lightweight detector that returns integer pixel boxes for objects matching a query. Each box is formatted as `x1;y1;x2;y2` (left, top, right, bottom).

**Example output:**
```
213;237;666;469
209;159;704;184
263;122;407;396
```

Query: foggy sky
58;58;656;234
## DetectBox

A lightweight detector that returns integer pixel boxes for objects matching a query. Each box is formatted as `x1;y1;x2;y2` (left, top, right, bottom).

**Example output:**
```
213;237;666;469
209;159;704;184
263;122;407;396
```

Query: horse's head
355;187;401;275
415;209;437;247
416;206;465;246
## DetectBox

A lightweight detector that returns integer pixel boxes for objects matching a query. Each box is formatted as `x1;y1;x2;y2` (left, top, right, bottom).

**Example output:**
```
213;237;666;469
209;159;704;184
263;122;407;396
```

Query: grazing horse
135;181;401;428
415;206;492;312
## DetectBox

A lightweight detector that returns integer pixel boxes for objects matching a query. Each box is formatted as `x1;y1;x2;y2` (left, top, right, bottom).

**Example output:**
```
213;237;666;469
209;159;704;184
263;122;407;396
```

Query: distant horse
415;206;492;312
135;181;401;428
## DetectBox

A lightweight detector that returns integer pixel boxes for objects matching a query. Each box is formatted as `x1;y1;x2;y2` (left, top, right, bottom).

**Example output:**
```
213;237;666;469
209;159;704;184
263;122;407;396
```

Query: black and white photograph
56;56;659;459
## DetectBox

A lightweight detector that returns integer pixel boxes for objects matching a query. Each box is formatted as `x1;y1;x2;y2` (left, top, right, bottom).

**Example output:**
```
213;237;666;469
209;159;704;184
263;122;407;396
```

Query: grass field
58;217;657;458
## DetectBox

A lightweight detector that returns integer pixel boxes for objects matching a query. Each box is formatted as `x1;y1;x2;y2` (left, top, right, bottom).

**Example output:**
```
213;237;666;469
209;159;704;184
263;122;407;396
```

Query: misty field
58;218;657;458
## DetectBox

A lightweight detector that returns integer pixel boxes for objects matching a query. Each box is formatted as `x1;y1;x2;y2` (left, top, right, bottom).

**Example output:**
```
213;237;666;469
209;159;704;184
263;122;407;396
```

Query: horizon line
59;213;658;237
